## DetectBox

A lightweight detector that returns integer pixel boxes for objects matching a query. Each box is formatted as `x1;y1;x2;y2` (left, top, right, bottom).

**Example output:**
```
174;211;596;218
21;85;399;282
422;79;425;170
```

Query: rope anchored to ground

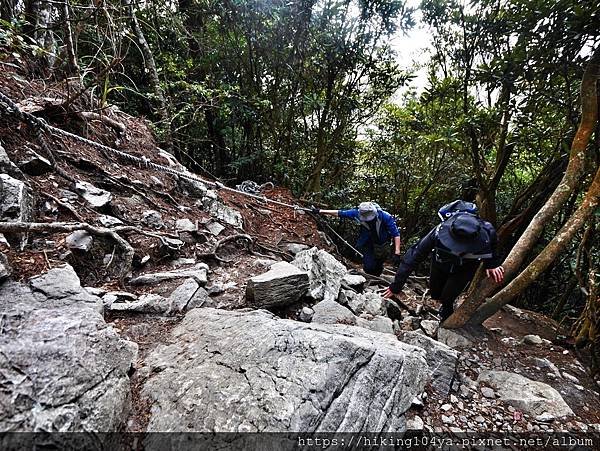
0;89;379;269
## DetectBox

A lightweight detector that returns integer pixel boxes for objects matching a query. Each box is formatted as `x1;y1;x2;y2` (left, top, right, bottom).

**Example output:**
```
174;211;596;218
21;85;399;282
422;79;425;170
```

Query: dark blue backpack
437;200;478;221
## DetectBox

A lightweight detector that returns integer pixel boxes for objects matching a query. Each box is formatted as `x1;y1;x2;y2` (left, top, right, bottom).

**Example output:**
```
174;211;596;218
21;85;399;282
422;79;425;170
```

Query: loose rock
142;210;164;229
245;262;309;308
312;299;357;325
478;370;574;418
65;230;94;252
522;334;543;345
299;307;314;322
74;180;112;208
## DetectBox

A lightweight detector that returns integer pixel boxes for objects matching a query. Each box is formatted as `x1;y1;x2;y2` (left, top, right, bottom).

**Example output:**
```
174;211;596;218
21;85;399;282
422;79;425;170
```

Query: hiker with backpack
312;202;401;276
382;200;504;321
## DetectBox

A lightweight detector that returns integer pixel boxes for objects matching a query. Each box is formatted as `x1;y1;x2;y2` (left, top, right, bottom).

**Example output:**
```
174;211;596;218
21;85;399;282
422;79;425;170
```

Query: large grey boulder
246;262;309;308
292;247;347;302
141;308;429;432
0;265;137;431
74;180;112;209
398;331;459;397
478;370;574;418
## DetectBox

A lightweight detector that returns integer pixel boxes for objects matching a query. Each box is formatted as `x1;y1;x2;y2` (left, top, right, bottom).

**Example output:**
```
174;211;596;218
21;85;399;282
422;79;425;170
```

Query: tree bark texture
443;45;600;329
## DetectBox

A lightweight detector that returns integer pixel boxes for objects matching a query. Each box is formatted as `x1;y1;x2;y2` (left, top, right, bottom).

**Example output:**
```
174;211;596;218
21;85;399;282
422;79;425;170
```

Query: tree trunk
23;0;55;68
443;46;600;329
475;83;514;225
123;0;168;125
469;164;599;325
61;0;79;76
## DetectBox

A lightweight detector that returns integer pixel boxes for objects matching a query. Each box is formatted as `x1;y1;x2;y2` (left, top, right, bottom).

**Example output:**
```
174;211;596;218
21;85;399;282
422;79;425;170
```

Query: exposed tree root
196;233;254;263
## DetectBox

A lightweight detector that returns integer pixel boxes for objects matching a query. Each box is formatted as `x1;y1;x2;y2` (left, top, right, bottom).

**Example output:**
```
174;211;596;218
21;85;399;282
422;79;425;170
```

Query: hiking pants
429;260;480;321
362;248;384;277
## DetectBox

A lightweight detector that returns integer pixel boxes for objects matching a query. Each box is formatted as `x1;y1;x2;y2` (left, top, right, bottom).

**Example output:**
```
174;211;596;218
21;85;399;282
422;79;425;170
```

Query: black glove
311;206;321;214
392;253;402;266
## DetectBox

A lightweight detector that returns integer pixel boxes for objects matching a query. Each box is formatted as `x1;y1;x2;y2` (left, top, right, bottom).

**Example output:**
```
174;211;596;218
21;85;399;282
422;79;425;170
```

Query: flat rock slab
478;370;574;418
292;247;347;303
246;262;309;308
0;265;137;431
128;264;209;286
141;308;429;432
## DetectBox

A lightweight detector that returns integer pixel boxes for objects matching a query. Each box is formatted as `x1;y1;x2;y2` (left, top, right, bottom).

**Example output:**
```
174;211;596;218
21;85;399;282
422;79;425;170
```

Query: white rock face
292;247;347;303
478;370;574;418
141;308;430;432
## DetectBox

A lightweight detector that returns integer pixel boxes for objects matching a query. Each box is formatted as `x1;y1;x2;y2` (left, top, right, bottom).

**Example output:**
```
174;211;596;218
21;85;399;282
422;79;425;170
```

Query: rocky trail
1;66;600;442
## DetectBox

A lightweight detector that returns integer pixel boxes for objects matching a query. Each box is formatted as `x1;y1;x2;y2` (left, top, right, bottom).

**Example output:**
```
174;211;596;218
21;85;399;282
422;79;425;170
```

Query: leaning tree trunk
468;164;600;325
443;45;600;329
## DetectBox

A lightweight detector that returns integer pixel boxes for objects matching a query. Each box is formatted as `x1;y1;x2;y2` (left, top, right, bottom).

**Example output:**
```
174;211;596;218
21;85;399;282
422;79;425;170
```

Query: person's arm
381;212;402;256
319;209;340;216
383;228;436;298
393;236;401;255
312;207;358;219
482;223;504;283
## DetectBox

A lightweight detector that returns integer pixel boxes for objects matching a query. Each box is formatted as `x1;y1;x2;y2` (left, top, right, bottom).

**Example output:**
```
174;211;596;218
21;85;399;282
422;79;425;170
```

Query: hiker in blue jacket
383;200;504;321
312;202;401;276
